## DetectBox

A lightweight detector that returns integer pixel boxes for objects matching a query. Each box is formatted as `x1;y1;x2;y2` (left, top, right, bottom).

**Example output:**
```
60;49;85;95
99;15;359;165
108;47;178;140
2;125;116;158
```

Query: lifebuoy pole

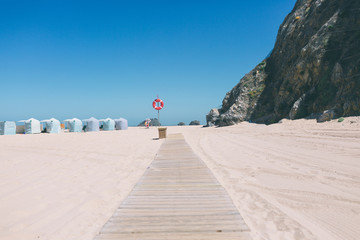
157;95;160;126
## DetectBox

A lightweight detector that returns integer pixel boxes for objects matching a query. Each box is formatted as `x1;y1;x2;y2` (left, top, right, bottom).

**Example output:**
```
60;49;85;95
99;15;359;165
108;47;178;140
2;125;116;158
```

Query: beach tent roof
83;117;98;122
40;118;59;122
64;118;81;122
99;118;114;122
18;118;39;123
115;117;128;121
114;118;128;123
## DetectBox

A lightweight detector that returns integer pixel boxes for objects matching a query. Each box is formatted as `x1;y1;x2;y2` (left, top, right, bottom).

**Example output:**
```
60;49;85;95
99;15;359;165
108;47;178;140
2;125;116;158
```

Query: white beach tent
83;117;99;132
115;118;128;130
18;118;41;134
100;118;115;131
0;121;16;135
41;118;61;134
64;118;82;132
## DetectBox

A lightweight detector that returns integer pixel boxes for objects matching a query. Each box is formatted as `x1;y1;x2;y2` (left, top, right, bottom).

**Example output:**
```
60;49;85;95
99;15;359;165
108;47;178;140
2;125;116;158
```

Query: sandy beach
175;117;360;240
0;128;163;240
1;118;359;240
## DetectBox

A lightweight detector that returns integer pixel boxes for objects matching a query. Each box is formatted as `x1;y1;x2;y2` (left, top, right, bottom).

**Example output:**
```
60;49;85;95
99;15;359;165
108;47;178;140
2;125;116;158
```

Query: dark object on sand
158;127;167;139
189;120;200;125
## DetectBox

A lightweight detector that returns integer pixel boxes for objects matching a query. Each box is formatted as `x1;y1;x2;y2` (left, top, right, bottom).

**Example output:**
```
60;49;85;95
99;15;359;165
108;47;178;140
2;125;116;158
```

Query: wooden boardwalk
95;134;251;240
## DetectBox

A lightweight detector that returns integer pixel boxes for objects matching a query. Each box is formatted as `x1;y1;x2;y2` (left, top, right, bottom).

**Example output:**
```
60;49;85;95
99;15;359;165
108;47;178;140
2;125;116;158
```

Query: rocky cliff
207;0;360;126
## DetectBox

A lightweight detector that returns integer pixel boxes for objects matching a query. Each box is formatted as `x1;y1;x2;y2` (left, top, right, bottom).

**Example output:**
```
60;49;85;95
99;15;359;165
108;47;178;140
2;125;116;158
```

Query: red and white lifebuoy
152;98;164;110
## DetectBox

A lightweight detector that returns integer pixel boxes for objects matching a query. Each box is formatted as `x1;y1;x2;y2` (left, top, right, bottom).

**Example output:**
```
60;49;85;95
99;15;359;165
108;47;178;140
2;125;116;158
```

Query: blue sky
0;0;296;126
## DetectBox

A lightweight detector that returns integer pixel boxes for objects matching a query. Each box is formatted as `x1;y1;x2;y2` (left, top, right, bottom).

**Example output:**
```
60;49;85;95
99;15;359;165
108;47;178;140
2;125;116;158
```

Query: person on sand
145;119;151;128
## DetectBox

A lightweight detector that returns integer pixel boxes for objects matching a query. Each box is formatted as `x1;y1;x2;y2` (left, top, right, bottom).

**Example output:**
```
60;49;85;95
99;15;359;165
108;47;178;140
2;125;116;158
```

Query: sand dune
0;118;359;240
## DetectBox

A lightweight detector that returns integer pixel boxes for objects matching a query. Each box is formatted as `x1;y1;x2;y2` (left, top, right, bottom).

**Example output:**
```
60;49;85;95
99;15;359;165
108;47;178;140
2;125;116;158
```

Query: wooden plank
95;232;251;240
94;134;251;240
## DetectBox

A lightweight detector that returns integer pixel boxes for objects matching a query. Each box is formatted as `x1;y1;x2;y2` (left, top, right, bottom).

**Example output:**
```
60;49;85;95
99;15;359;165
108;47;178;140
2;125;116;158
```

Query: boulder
317;110;335;123
189;120;201;125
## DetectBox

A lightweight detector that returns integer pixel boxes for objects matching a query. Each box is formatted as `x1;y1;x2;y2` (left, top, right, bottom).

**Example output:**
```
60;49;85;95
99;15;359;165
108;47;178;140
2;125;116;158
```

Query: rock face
207;62;267;126
206;108;220;126
207;0;360;126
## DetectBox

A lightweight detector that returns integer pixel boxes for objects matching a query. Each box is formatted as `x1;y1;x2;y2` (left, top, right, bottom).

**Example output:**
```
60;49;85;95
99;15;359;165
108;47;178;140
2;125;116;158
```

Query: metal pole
158;110;160;126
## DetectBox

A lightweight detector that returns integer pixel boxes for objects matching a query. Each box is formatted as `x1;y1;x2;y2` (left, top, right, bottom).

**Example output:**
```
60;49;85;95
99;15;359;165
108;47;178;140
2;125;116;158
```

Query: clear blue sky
0;0;296;126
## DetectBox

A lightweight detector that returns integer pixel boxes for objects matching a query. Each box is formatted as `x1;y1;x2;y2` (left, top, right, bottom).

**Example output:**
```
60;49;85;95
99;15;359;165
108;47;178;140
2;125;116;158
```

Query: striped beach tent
64;118;82;132
100;118;115;131
0;121;16;135
18;118;41;134
83;117;99;132
115;118;128;130
41;118;61;134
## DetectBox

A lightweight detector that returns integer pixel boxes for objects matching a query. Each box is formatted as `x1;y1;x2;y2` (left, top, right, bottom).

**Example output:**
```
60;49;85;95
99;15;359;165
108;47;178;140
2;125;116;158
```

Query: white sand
170;117;360;240
0;128;163;240
0;117;359;240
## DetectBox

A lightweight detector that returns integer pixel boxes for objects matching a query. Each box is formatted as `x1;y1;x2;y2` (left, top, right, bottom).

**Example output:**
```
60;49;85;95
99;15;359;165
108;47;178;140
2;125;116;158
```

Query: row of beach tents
0;117;128;135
